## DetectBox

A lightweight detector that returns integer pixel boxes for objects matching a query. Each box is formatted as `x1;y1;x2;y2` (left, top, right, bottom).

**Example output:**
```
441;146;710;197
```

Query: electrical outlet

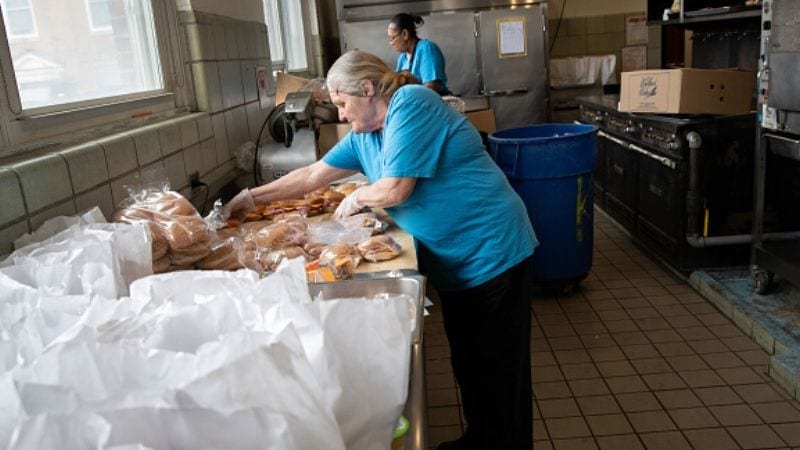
188;171;200;188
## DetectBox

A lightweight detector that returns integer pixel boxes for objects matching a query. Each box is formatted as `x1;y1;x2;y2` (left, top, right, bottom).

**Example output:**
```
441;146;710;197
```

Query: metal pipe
687;231;800;248
685;131;703;239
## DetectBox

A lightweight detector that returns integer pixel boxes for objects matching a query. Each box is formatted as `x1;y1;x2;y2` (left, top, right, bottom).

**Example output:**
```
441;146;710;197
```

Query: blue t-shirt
395;39;449;95
323;85;538;291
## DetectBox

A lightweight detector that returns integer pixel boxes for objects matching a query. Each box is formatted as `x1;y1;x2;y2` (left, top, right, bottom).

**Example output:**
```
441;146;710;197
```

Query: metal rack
751;0;800;293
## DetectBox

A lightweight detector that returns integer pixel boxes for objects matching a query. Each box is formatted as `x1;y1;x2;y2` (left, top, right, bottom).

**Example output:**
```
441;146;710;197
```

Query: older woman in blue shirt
388;13;450;95
224;50;537;450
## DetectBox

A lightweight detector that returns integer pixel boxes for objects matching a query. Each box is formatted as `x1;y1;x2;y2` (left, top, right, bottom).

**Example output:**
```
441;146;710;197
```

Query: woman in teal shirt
388;13;450;95
224;50;537;450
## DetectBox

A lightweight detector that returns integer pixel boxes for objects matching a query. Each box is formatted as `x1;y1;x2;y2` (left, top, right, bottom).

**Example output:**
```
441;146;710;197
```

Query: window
85;0;113;32
264;0;311;73
1;0;37;39
0;0;186;152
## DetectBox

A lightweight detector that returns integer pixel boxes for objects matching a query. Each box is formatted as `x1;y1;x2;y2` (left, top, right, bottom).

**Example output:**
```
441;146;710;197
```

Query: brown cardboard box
275;72;329;105
317;123;352;158
619;68;754;115
466;109;497;134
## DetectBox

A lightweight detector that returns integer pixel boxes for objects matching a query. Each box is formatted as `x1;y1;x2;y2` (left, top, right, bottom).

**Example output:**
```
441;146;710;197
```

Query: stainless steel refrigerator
334;0;549;129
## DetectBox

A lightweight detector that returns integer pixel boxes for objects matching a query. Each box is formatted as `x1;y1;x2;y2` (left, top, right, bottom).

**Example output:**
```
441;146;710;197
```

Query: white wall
550;0;646;18
188;0;265;23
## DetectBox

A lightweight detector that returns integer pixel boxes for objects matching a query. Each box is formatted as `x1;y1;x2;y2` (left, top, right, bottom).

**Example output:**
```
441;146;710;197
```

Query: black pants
438;256;533;450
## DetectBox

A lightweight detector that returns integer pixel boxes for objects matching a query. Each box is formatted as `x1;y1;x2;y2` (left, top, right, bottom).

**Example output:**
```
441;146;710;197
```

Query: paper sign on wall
625;15;648;45
256;66;271;109
622;45;647;72
497;17;527;58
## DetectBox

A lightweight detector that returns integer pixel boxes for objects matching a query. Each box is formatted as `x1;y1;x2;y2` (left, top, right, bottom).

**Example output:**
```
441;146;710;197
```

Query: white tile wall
99;134;138;178
220;61;245;110
178;115;200;148
13;154;72;213
30;199;77;230
0;169;26;226
75;184;114;219
159;122;182;156
0;220;29;255
212;113;230;164
164;151;188;189
130;127;163;166
61;142;110;194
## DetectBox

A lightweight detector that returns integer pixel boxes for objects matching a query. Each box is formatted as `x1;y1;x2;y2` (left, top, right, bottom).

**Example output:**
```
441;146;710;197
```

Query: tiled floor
423;212;800;449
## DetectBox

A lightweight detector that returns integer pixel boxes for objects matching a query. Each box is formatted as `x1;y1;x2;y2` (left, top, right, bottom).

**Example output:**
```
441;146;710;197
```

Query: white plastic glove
334;187;365;219
221;188;256;221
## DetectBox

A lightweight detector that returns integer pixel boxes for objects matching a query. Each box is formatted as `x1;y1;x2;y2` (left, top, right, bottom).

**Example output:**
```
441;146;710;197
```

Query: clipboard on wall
496;16;527;59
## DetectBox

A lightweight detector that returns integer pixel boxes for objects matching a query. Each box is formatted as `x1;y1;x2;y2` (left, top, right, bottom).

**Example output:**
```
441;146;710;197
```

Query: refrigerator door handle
484;87;529;96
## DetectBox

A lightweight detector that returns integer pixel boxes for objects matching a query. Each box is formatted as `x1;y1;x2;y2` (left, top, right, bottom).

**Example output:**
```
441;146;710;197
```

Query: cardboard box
466;109;496;134
275;72;329;105
619;68;754;115
317;123;352;158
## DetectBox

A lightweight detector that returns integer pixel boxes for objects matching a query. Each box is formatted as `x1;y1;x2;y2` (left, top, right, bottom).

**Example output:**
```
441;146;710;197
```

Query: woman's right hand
221;188;256;221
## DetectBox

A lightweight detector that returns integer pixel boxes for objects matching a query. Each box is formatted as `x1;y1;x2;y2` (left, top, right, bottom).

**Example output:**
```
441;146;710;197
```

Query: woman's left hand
334;187;365;219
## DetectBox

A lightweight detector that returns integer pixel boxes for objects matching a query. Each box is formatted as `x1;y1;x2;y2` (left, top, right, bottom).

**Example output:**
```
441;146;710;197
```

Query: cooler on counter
489;124;598;291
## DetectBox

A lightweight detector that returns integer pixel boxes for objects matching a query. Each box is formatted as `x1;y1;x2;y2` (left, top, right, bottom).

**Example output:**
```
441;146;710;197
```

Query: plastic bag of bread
243;221;308;253
159;215;211;251
303;242;326;259
260;246;308;272
306;243;361;282
338;212;389;235
357;235;403;262
196;233;246;270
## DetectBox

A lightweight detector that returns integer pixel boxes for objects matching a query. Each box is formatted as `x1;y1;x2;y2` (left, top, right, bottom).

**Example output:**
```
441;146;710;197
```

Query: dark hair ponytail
390;13;424;40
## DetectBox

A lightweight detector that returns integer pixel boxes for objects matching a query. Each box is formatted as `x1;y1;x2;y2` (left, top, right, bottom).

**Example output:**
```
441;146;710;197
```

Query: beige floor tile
538;398;582;419
631;357;673;375
666;354;710;371
620;343;659;359
603;319;638;333
567;311;601;324
666;315;705;329
707;324;744;339
615;391;662;412
534;418;549;441
545;417;592;439
425;358;452;375
586;413;633;436
727;424;786;449
587;346;626;362
595;434;644;450
697;313;732;327
533;365;564;383
655;304;691;317
654;341;696;357
427;425;463;448
701;351;747;369
733;383;788;404
627;410;677;433
573;321;609;336
639;430;692;450
688;339;731;354
427;389;459;407
596;309;630;321
560;363;601;380
736;349;770;366
750;401;800;423
642;372;688;391
721;336;762;352
694;386;744;406
716;366;767;385
680;369;727;388
548;336;585;351
613;331;649;346
655;389;703;409
684;303;718;315
551;437;598;450
626;306;660;319
533;440;554;450
427;406;462;426
675;325;715;340
606;375;649;394
709;404;763;426
532;351;558;367
645;329;683;343
576;395;621;416
683;428;740;449
595;360;636;378
771;422;800;447
568;378;610;397
668;406;720;429
534;381;573;400
637;317;672;331
554;349;592;365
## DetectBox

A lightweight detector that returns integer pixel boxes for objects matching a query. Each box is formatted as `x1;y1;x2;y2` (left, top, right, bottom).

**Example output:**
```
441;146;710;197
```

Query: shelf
649;8;761;26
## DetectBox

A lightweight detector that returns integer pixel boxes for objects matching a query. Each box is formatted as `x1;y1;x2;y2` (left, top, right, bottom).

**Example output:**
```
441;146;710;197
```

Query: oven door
599;130;638;231
635;144;684;239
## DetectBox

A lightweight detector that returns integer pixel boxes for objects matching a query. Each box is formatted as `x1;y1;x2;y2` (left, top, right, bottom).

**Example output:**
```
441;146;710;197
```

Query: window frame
1;0;38;40
0;0;189;157
264;0;314;74
84;0;113;34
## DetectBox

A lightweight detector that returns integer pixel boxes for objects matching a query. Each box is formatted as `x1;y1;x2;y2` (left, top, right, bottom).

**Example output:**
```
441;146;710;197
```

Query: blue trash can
489;124;598;287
